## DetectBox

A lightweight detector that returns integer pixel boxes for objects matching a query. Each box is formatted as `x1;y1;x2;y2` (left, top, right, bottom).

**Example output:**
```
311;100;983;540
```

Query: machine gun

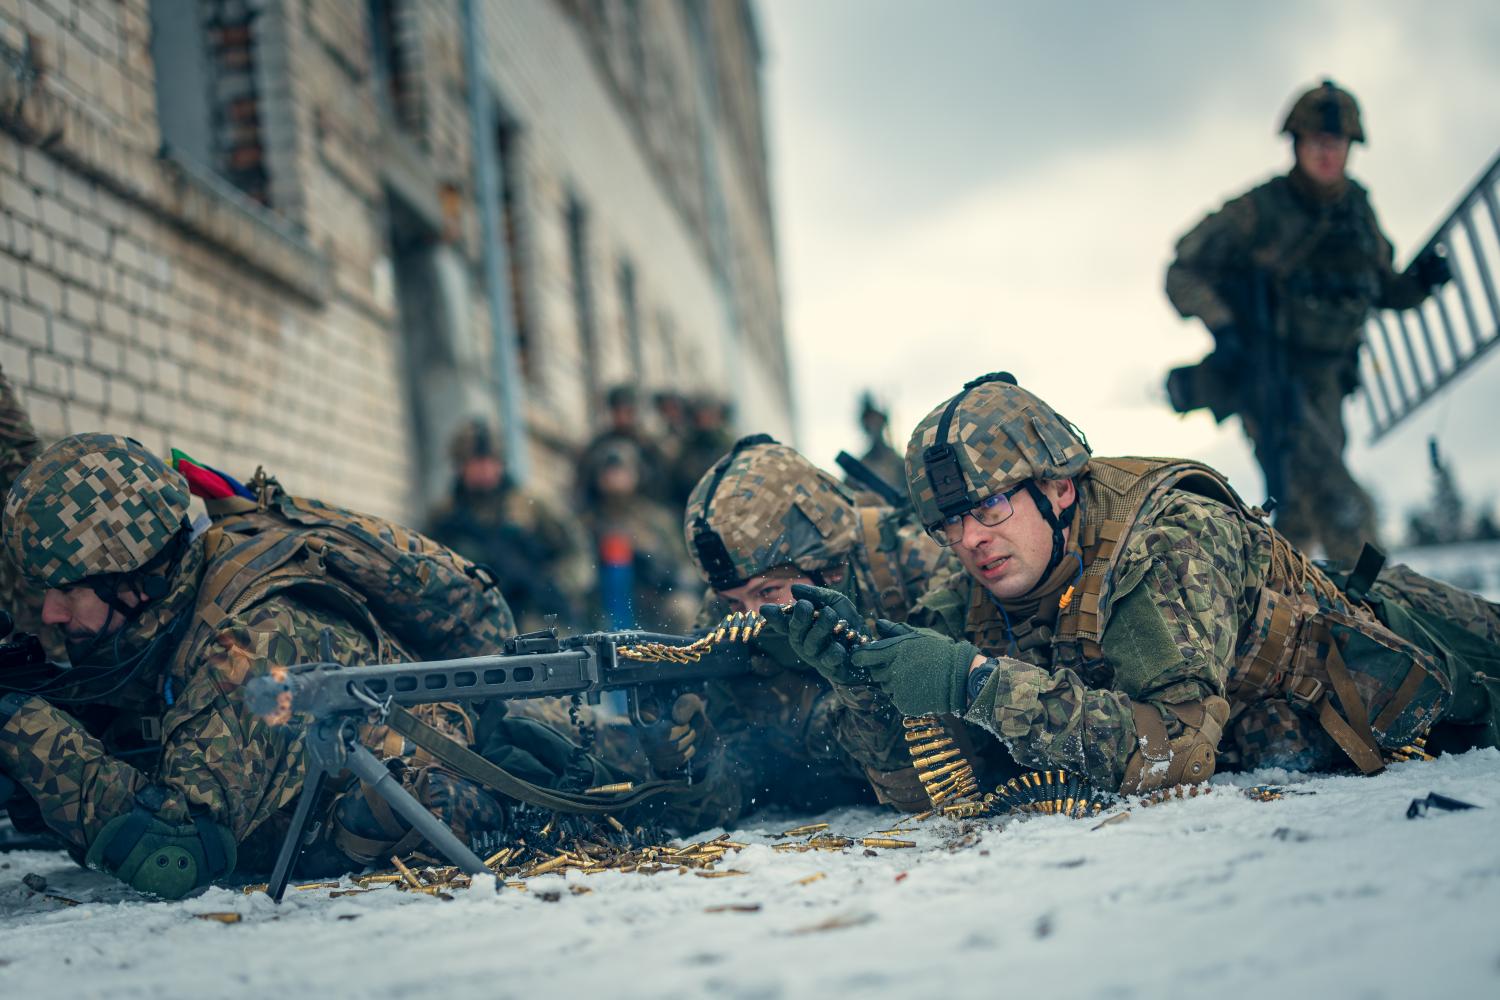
243;617;761;901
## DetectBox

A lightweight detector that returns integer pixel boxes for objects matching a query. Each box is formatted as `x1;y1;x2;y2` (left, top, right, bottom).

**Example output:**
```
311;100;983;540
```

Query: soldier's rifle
242;619;760;901
836;450;909;510
1227;267;1298;513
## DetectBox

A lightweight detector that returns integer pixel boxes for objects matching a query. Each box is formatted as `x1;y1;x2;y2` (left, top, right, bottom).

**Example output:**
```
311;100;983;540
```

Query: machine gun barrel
245;625;757;724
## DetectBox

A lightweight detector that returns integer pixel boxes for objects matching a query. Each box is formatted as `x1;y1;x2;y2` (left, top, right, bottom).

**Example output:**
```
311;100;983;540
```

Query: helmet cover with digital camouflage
684;435;859;591
905;373;1090;591
1281;79;1364;143
3;433;192;592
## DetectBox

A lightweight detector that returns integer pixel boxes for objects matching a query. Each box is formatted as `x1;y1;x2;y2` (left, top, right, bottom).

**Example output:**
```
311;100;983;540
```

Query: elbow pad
1121;696;1230;795
84;790;237;900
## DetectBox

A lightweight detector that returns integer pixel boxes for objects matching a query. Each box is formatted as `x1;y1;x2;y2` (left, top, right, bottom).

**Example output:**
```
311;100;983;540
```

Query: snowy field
2;749;1498;1000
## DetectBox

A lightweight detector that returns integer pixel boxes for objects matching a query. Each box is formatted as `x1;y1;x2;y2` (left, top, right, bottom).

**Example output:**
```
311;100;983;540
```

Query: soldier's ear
1040;478;1076;507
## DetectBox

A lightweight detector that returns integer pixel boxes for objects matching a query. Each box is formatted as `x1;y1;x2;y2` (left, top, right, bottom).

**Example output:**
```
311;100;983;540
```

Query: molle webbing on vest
856;507;909;621
1053;458;1249;656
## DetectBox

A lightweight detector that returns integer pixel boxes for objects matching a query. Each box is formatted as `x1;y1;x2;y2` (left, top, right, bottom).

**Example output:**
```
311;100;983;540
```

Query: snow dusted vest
963;457;1451;777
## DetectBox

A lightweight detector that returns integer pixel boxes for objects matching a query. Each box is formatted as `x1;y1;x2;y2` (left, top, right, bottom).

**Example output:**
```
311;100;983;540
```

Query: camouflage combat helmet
3;433;192;589
449;418;502;466
906;373;1090;590
1281;79;1364;143
684;435;859;591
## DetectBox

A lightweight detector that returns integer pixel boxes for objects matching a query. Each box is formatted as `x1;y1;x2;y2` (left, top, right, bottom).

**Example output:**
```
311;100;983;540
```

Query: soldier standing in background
578;385;669;506
851;392;906;493
580;439;698;634
428;420;587;632
1164;80;1450;566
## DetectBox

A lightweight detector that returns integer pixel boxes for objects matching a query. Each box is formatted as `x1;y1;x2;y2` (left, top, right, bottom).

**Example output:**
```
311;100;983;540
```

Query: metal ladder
1360;149;1500;442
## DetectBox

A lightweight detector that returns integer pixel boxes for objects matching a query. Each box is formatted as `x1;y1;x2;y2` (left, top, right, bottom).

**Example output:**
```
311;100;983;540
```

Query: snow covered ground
2;749;1498;1000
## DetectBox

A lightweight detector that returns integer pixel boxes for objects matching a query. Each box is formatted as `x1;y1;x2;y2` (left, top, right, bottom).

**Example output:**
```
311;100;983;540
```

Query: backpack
184;469;516;665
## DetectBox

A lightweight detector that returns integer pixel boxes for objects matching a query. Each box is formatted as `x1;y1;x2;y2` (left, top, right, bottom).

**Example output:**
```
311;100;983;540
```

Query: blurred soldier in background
1164;79;1451;566
578;385;669;506
849;392;906;494
642;435;957;825
673;394;736;501
428;420;586;632
580;439;698;633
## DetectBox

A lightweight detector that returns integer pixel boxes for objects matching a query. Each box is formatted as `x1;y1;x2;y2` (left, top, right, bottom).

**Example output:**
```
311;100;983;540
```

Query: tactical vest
965;457;1450;775
1247;177;1385;355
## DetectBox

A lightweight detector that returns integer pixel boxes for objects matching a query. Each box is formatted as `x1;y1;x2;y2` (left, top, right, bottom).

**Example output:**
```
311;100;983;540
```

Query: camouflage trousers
1240;360;1378;567
1369;563;1500;754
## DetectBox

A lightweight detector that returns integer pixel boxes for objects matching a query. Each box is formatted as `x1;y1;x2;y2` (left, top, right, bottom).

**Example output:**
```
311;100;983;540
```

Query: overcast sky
757;0;1500;545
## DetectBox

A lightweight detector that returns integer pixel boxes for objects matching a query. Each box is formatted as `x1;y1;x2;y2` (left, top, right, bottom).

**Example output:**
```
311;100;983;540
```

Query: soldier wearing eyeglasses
761;373;1500;800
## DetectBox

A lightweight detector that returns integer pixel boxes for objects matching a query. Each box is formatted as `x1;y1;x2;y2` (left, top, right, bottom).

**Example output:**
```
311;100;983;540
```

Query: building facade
0;0;789;522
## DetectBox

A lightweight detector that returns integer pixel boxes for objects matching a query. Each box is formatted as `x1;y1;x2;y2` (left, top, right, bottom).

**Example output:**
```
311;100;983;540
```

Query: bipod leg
342;740;490;877
268;759;329;902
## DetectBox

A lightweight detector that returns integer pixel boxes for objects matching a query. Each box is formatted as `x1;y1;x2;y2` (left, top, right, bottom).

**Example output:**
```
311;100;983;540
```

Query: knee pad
84;790;236;900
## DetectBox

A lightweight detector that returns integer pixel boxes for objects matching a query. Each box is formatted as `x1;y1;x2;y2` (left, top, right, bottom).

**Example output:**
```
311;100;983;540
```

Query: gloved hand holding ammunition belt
757;583;869;686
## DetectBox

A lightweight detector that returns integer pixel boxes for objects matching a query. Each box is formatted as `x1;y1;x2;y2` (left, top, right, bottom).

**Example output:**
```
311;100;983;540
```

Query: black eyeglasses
925;482;1027;546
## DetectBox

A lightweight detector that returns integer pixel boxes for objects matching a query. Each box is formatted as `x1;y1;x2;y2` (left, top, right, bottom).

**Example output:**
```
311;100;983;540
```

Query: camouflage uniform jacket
1166;170;1430;356
908;457;1474;793
674;506;957;828
0;536;503;872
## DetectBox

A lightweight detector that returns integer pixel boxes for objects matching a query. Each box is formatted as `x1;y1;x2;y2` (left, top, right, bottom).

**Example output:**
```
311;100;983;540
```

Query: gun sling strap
382;703;711;815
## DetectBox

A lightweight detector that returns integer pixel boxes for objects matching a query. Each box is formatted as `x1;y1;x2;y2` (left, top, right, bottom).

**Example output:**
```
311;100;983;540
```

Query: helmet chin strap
1018;480;1078;600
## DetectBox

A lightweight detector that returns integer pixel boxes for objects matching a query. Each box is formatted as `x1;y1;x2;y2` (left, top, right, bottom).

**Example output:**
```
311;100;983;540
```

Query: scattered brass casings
294;881;342;892
241;883;270;896
195;912;242;924
860;838;916;849
484;846;517;869
391;856;423;889
355;874;404;886
693;869;747;878
795;873;827;886
329;889;371;898
605;815;627;834
528;853;573;877
780;823;830;837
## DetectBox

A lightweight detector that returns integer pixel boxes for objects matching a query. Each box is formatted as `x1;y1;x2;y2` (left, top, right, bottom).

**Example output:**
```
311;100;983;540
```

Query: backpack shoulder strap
857;506;909;620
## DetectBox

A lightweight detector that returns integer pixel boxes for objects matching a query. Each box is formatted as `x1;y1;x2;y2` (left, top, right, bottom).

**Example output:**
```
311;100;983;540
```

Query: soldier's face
718;571;814;615
42;586;138;660
1296;133;1350;186
951;479;1075;601
461;455;505;492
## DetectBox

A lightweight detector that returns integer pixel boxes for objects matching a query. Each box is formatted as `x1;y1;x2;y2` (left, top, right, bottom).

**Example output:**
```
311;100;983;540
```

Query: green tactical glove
851;619;982;718
759;583;866;686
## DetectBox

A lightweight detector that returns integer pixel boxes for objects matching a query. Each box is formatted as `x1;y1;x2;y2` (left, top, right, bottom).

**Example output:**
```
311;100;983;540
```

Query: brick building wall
0;0;789;525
